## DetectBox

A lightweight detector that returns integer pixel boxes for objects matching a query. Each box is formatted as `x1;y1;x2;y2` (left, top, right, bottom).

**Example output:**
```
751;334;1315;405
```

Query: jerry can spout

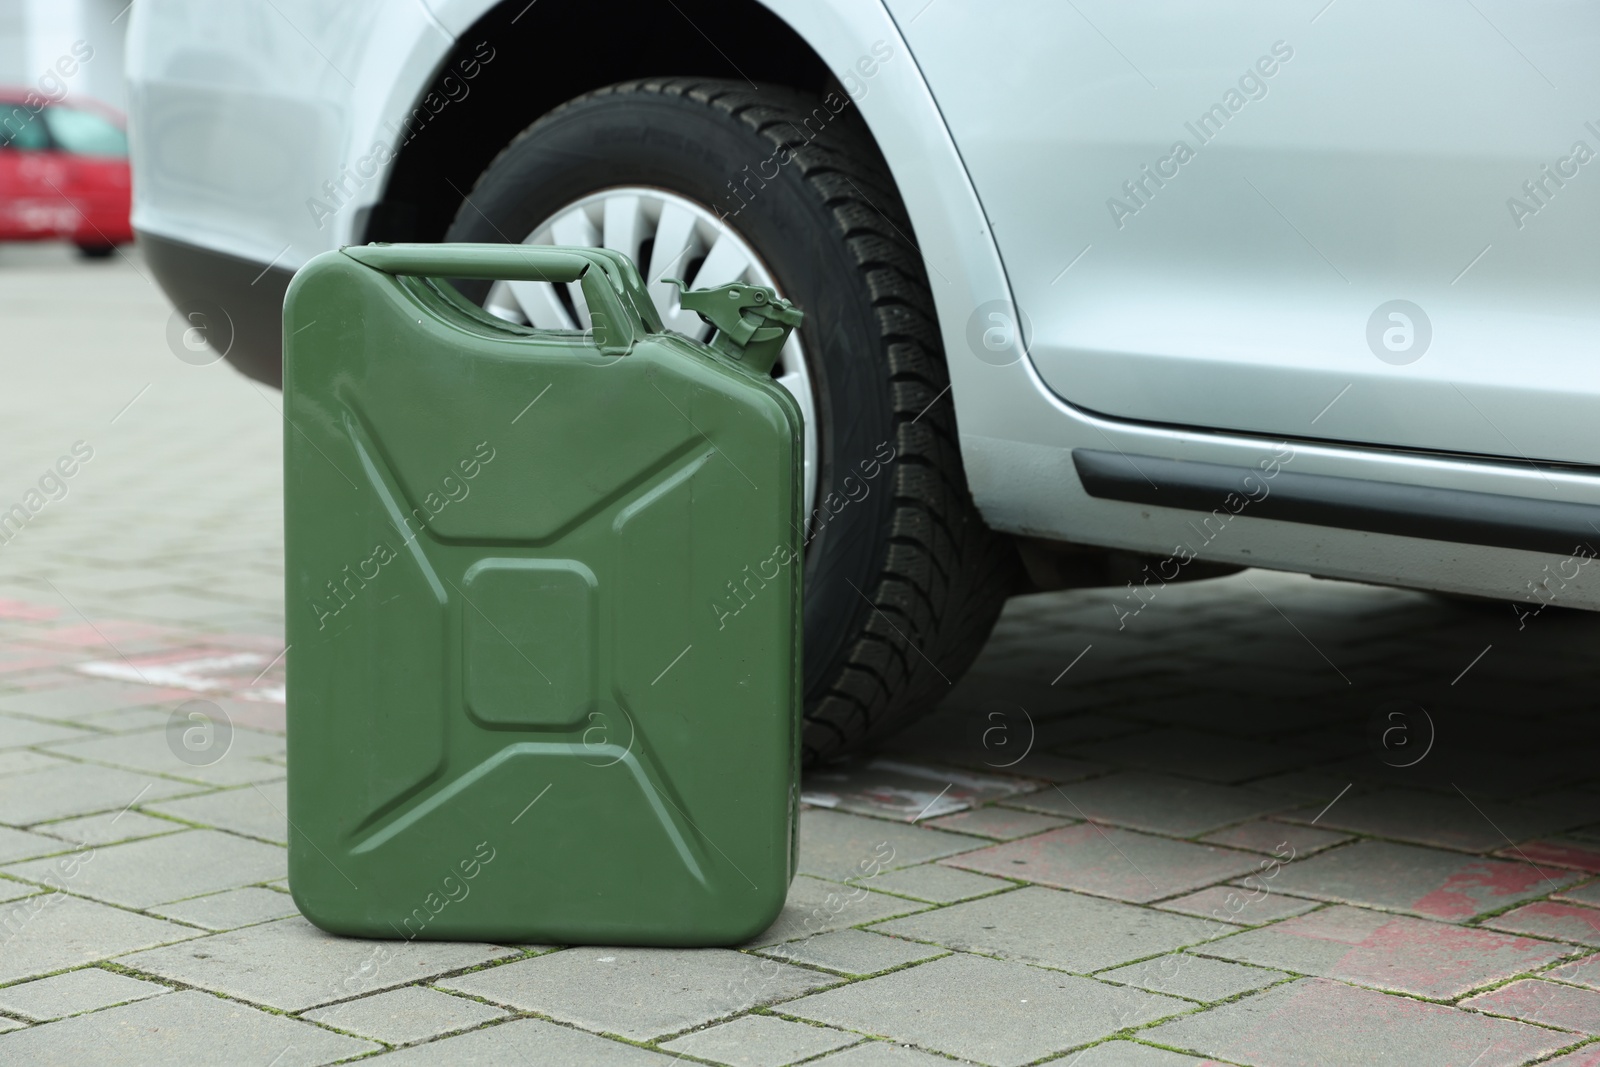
664;278;804;374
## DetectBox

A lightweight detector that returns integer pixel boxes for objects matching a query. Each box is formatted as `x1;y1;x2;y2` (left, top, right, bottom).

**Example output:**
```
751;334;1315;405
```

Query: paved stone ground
2;244;1600;1065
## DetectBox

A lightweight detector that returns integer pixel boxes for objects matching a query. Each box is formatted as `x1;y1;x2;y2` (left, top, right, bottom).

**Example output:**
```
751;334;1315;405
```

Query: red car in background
0;93;131;257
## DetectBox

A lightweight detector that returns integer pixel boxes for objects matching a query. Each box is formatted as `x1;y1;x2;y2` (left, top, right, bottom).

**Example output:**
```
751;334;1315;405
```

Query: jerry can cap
664;278;803;374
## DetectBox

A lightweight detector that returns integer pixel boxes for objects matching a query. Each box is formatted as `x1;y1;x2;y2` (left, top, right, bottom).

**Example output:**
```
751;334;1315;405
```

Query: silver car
126;0;1600;759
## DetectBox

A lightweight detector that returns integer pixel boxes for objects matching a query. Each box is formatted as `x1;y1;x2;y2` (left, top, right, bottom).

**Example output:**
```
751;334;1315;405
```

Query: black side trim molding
1073;448;1600;556
139;231;293;388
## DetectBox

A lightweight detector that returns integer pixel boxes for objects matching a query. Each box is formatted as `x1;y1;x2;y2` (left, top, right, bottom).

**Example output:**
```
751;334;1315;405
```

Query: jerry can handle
342;243;649;355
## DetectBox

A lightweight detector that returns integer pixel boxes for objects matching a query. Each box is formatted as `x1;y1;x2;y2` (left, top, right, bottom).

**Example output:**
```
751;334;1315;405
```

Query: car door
888;0;1600;466
0;103;65;239
40;105;133;244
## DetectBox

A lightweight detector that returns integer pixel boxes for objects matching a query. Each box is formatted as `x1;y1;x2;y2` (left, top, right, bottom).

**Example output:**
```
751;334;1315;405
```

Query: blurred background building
0;0;128;110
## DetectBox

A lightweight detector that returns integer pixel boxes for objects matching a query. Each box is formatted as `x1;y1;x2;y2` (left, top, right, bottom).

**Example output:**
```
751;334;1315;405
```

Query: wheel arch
363;0;835;244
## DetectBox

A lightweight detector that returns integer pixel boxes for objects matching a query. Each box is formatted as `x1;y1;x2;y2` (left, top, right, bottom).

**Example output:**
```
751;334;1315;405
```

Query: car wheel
75;243;115;259
443;78;1018;763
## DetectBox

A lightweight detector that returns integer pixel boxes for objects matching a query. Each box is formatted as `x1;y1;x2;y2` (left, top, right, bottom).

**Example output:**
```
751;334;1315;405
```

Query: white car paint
892;0;1600;466
126;0;448;261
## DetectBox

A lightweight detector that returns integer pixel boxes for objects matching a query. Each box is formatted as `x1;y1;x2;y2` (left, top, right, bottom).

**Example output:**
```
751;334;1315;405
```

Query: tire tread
460;77;1019;764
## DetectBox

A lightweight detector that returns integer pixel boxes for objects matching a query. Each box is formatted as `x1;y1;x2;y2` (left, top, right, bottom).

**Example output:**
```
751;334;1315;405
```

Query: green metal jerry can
282;243;803;945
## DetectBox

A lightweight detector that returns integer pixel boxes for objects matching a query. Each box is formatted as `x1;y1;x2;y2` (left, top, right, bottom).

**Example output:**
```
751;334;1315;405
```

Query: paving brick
0;657;83;684
1097;953;1287;1002
905;671;1122;731
1323;751;1597;802
2;829;284;908
1216;768;1354;802
1559;882;1600;909
1286;786;1590;852
0;893;199;983
806;1044;968;1067
797;809;987;881
920;749;1107;784
0;989;377;1066
924;805;1073;840
942;825;1261;903
202;696;284;736
0;968;169;1021
0;761;201;826
801;760;1028;822
1507;786;1600;819
300;985;506;1044
864;863;1013;903
0;601;60;624
1540;1046;1600;1067
143;780;287;844
872;886;1226;974
1488;902;1600;948
0;824;72;863
77;708;172;734
1107;686;1341;729
71;643;285;698
1058;1042;1229;1066
120;916;514;1012
0;661;73;687
745;875;928;947
660;1014;860;1066
781;952;1187;1067
1198;818;1352;857
32;810;181;847
0;713;93;748
1267;840;1576;921
1143;977;1569;1067
438;946;836;1041
757;929;946;976
1548;953;1600;992
0;750;69;777
0;651;70;679
1463;978;1600;1034
1154;885;1320;925
1502;839;1600;875
1008;773;1292;837
1200;905;1570;998
0;680;192;720
363;1016;677;1065
1072;728;1317;784
35;620;192;652
148;886;298;930
0;878;37;903
42;726;286;787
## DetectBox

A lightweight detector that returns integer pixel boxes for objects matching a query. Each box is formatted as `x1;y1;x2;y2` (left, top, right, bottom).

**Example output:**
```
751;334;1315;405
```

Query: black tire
444;78;1018;764
75;243;115;259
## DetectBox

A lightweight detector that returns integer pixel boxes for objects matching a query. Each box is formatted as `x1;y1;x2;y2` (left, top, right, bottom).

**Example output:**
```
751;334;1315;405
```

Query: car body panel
888;0;1600;466
125;0;448;262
